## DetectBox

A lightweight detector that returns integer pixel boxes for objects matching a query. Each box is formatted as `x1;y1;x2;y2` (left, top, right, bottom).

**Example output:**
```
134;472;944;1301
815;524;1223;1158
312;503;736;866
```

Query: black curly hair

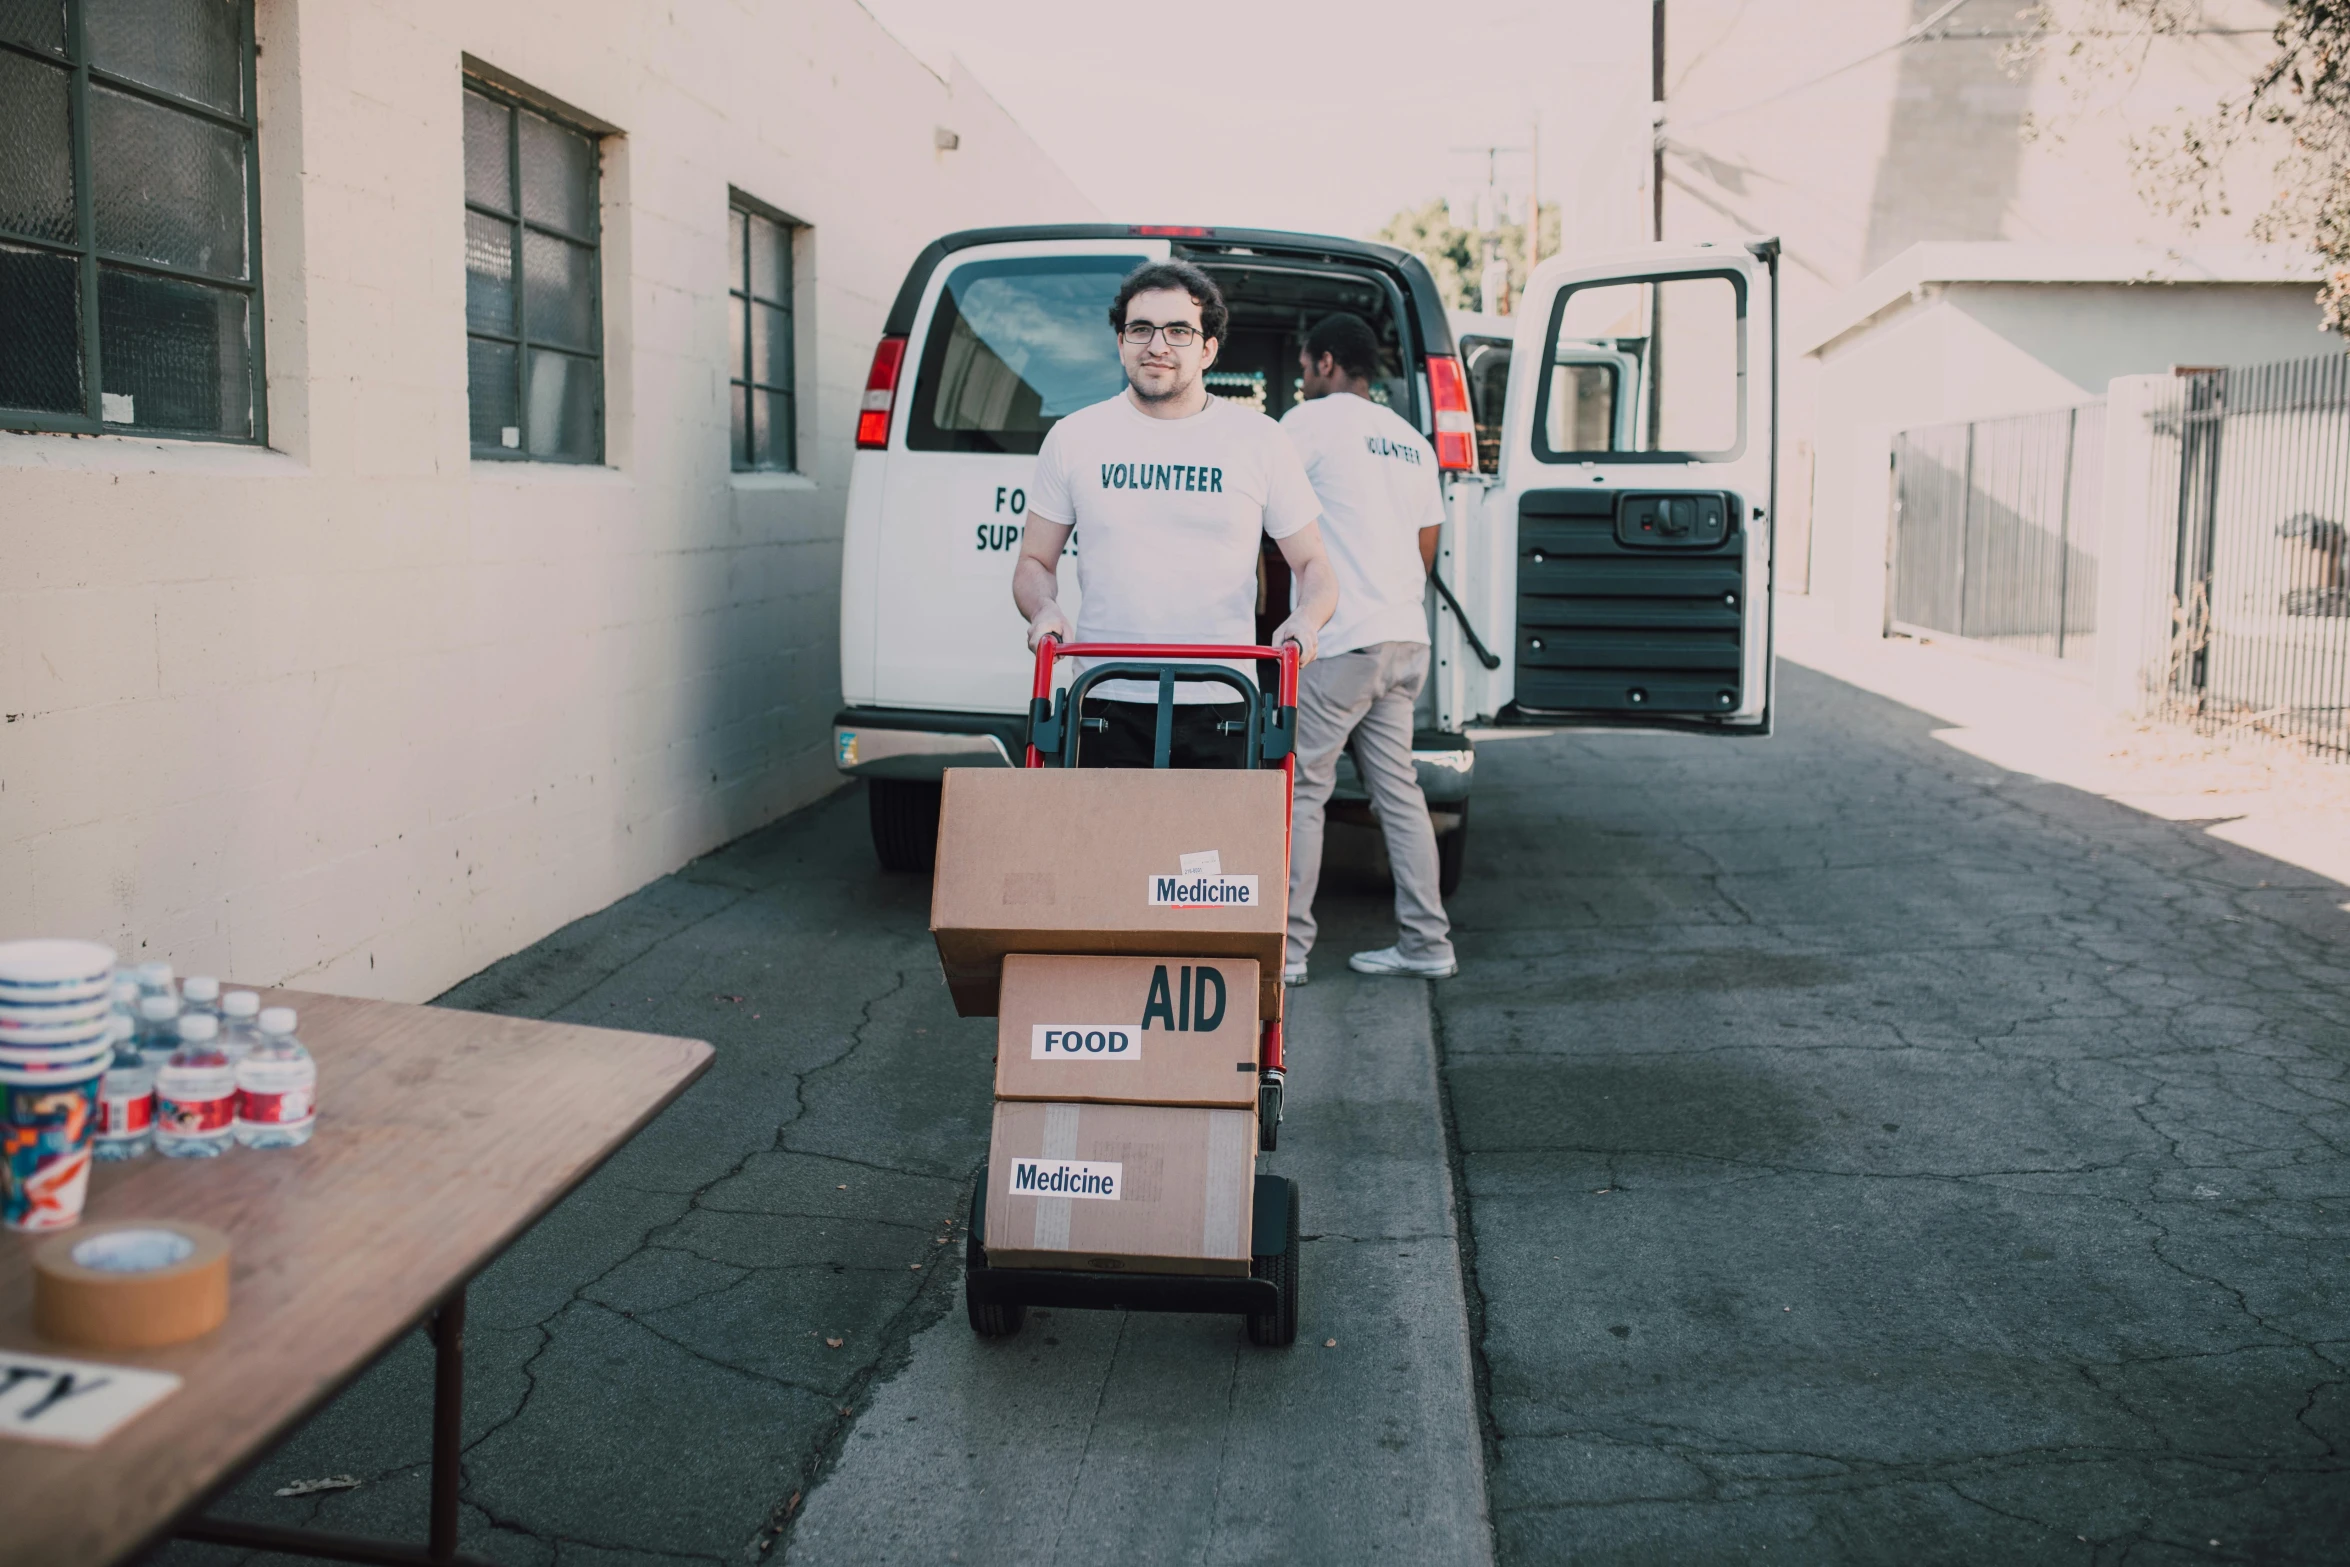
1108;259;1229;344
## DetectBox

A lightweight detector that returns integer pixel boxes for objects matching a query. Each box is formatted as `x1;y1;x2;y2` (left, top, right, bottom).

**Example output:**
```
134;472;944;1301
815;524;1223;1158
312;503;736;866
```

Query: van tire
1436;808;1468;897
868;779;942;873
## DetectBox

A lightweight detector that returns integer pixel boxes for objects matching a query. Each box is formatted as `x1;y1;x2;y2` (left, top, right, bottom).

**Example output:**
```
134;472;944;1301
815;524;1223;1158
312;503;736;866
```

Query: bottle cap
258;1007;297;1035
134;962;173;988
221;991;260;1018
109;1014;134;1042
182;977;219;1002
138;995;180;1021
175;1014;218;1042
112;977;138;1002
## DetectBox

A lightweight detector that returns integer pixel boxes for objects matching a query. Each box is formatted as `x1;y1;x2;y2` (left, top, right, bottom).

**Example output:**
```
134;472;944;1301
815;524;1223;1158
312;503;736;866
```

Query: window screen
0;0;263;441
464;81;601;462
906;255;1141;455
729;198;795;471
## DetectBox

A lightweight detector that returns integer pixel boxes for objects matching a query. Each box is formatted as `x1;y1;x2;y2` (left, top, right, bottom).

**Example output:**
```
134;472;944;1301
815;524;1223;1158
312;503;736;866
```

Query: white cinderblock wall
0;0;1098;999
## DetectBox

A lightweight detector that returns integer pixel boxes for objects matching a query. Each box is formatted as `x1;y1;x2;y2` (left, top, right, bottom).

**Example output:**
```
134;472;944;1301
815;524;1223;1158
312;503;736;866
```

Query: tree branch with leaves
2013;1;2350;330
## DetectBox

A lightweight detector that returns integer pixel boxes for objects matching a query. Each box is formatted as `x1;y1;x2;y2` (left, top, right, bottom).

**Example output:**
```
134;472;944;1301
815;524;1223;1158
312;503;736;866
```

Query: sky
858;0;1650;239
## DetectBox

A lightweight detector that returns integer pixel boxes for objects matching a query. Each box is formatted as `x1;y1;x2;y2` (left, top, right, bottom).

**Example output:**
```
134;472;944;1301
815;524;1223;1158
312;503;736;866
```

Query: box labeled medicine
995;954;1260;1109
930;768;1287;1019
983;1100;1256;1276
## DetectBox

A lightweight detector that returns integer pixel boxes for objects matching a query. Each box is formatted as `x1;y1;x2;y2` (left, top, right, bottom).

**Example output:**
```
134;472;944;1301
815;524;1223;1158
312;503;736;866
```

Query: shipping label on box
984;1100;1256;1276
931;768;1289;1018
996;954;1260;1108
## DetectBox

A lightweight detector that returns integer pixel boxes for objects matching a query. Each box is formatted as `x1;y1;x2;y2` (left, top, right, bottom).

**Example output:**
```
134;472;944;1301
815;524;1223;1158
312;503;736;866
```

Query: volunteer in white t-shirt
1278;312;1456;982
1015;261;1337;768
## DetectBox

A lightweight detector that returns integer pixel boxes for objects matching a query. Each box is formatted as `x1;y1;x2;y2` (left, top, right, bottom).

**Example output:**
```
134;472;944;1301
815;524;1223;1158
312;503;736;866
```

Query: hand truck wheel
965;1163;1024;1338
1245;1179;1300;1347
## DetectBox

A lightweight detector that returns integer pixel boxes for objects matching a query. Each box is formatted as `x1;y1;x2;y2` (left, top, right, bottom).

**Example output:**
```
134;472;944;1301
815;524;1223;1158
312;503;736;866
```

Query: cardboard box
931;767;1289;1018
995;954;1261;1109
984;1100;1256;1276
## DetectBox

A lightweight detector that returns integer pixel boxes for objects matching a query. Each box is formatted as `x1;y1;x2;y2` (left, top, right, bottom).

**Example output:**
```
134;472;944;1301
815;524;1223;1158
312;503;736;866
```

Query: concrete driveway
158;664;2350;1566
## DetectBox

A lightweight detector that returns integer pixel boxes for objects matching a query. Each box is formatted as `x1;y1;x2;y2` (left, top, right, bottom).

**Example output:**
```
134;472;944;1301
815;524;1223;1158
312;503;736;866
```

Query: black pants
1076;699;1249;769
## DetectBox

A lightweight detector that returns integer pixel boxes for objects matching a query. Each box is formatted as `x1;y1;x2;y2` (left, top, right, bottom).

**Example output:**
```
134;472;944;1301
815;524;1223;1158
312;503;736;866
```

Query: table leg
429;1286;465;1561
172;1284;493;1567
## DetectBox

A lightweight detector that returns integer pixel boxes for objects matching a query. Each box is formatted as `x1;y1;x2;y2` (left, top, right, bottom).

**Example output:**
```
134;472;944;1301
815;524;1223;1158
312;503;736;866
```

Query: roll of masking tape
33;1220;230;1349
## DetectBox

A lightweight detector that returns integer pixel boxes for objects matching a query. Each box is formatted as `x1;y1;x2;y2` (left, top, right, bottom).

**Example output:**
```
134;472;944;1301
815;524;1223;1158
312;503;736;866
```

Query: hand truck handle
1024;636;1300;767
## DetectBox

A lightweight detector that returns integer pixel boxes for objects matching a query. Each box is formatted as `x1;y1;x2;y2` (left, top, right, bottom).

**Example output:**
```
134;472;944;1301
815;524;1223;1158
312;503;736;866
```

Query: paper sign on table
0;1348;181;1446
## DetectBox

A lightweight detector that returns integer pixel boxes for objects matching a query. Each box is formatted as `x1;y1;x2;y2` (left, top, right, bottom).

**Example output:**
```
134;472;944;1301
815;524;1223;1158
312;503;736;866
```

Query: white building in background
0;0;1096;999
1562;0;2323;610
1806;242;2329;640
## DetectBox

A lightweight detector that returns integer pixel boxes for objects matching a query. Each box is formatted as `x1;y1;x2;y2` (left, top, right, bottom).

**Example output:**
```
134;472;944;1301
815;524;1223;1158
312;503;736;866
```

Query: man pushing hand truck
941;259;1334;1345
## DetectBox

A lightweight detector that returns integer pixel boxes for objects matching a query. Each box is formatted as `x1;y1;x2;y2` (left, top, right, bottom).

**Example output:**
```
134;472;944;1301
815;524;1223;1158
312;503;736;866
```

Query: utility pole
1651;0;1666;242
1452;141;1529;313
1525;119;1540;285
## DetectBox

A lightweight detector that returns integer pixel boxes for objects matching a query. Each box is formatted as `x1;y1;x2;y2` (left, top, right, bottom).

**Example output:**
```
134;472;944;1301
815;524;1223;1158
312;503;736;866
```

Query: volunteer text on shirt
1027;393;1322;701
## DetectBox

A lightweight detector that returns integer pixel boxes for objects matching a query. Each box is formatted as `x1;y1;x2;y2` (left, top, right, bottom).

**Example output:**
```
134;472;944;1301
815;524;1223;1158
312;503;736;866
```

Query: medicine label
1007;1159;1121;1200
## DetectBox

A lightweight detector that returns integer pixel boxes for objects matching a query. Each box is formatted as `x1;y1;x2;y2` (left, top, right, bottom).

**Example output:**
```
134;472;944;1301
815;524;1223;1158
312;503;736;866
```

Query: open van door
1457;238;1778;732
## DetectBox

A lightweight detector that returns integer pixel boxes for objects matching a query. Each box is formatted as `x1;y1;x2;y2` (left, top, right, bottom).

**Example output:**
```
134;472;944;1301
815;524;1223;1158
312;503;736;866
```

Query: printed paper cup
0;975;112;1007
0;940;116;995
0;1037;115;1071
1;1056;105;1233
0;995;114;1032
0;1015;112;1049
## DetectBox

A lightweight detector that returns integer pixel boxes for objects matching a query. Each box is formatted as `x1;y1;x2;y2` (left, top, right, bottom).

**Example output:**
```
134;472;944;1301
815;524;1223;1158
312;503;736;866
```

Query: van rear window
906;256;1143;455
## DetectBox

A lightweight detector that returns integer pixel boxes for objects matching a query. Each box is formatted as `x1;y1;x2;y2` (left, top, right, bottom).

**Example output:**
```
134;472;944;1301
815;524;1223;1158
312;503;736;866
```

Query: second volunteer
1280;312;1458;983
1013;260;1336;768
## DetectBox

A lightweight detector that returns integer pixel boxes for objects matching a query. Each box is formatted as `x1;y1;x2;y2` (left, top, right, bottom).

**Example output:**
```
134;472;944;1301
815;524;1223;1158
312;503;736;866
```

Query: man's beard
1126;362;1195;404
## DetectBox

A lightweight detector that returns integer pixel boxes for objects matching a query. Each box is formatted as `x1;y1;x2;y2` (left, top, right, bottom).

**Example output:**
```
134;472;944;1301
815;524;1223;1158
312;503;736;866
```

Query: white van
835;228;1780;879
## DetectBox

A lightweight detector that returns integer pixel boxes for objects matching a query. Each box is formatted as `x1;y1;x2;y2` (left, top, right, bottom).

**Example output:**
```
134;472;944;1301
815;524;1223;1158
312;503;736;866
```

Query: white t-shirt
1280;392;1446;657
1029;392;1322;701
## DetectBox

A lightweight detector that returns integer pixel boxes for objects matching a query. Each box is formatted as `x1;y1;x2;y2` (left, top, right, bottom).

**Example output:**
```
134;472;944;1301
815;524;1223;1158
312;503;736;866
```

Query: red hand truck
963;635;1303;1346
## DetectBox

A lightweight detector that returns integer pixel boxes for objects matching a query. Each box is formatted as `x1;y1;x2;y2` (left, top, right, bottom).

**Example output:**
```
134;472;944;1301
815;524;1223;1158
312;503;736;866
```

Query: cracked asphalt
1444;667;2350;1564
151;662;2350;1565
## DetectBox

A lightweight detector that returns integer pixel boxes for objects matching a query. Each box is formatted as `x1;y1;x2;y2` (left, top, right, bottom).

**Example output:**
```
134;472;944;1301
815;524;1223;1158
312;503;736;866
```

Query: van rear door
1470;240;1778;732
869;238;1166;712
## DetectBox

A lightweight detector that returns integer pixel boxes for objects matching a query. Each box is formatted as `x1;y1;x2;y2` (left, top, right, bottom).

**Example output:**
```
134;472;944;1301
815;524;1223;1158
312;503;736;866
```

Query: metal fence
2146;355;2350;759
1891;402;2105;663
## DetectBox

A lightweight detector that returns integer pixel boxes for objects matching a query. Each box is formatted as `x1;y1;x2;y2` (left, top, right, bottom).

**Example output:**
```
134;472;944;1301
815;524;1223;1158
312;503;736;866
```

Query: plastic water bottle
156;1013;236;1159
93;1014;153;1162
110;975;139;1027
134;993;181;1065
219;990;262;1063
235;1007;316;1150
133;961;174;1001
180;975;221;1024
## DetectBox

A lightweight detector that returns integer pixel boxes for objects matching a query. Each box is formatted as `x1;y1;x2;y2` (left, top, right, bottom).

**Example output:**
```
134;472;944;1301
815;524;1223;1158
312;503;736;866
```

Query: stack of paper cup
0;940;120;1232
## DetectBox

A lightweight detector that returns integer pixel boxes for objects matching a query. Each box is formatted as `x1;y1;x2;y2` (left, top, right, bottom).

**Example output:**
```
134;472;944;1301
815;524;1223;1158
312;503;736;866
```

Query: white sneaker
1281;963;1310;987
1348;946;1457;979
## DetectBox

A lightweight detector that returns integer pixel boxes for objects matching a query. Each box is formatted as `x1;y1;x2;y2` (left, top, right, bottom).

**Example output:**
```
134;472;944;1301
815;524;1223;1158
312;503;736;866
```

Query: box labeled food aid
984;1100;1256;1276
995;954;1260;1109
931;768;1289;1019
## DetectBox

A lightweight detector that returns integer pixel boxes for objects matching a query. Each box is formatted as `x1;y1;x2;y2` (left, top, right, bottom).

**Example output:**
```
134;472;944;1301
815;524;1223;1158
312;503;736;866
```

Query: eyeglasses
1119;320;1202;347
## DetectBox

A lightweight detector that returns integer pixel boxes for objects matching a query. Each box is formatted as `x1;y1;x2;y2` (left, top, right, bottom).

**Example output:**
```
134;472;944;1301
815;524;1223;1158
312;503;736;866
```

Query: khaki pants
1287;640;1454;968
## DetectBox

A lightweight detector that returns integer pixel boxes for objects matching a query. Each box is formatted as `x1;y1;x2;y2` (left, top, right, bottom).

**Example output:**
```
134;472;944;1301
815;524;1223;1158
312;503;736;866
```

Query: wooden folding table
0;988;713;1567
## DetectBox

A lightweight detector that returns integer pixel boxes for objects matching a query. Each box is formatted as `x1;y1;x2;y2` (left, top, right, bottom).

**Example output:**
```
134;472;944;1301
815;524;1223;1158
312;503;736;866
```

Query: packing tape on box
33;1219;230;1349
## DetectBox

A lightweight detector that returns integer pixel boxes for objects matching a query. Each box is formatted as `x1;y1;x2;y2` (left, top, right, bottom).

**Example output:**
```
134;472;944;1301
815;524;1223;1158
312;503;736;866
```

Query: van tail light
856;335;907;449
1426;354;1476;471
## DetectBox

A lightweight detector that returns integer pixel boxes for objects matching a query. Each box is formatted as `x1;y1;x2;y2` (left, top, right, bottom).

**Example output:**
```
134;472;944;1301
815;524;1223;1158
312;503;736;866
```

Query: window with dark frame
728;196;795;472
463;79;601;462
0;0;265;442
